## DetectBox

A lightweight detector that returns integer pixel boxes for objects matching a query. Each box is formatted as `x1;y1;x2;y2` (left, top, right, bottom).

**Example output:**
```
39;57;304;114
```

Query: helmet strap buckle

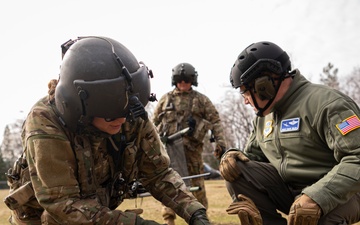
127;95;148;123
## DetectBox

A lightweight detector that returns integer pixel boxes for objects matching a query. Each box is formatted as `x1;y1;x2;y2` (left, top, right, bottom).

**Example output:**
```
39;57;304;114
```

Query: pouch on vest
191;117;213;141
5;157;36;209
5;156;43;223
4;181;35;210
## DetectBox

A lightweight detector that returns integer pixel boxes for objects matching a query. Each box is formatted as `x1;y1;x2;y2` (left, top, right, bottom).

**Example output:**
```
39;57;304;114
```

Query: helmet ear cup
254;76;276;100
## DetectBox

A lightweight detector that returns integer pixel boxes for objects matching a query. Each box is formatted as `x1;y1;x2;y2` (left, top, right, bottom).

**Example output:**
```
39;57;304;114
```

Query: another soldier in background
4;37;210;225
152;63;226;225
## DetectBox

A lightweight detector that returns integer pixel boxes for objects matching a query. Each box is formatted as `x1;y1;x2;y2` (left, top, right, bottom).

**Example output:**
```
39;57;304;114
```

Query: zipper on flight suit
274;111;287;181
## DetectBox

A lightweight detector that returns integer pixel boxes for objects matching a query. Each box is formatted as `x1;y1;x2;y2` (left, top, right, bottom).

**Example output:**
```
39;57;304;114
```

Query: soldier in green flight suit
152;63;227;225
219;41;360;225
4;36;210;225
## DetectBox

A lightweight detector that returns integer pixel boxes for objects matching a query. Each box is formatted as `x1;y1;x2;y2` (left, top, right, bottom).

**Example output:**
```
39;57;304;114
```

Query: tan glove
226;194;262;225
219;149;249;182
213;144;226;159
288;195;321;225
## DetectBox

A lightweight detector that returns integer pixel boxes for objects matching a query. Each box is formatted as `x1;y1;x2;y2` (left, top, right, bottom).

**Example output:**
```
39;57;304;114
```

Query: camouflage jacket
7;96;204;224
152;88;226;151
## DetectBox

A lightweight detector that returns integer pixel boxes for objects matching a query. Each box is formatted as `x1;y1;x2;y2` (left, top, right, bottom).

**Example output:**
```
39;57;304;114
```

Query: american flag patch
336;115;360;135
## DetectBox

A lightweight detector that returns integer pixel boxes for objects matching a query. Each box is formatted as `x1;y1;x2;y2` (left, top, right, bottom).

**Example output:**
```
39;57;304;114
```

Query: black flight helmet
55;36;153;131
171;63;198;86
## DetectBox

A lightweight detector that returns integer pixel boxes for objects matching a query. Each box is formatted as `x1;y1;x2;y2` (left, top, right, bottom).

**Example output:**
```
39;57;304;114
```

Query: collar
173;87;193;95
80;124;112;138
272;69;310;113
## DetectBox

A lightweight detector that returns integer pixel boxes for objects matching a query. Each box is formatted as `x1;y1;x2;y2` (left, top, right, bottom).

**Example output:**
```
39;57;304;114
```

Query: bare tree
320;62;339;89
145;101;156;120
342;67;360;105
0;151;9;182
0;119;24;166
201;89;255;169
217;89;254;150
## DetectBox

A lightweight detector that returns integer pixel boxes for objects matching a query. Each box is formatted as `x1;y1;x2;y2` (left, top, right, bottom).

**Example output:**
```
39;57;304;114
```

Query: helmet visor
173;74;193;84
73;65;150;119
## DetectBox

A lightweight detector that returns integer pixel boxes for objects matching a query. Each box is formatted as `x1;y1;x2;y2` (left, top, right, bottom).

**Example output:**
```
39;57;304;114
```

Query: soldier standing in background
4;36;210;225
152;63;227;225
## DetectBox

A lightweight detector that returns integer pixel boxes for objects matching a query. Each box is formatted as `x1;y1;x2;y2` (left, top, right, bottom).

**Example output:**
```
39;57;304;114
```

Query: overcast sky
1;0;359;142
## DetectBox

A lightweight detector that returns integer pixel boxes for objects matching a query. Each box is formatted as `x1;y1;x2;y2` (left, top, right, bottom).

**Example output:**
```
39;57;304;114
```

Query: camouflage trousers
184;145;208;209
162;147;208;221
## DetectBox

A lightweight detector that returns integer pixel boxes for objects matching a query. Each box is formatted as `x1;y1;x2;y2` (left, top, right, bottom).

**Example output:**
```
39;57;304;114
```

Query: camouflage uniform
152;88;226;220
5;95;204;225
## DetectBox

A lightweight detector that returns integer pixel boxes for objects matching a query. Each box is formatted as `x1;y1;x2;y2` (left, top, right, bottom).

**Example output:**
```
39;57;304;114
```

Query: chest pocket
191;116;213;141
163;110;178;135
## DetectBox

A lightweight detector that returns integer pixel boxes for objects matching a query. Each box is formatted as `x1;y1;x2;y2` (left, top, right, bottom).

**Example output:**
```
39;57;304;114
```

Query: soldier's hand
189;209;210;225
160;136;168;144
226;194;262;225
219;149;249;182
187;117;196;135
288;194;321;225
213;144;226;159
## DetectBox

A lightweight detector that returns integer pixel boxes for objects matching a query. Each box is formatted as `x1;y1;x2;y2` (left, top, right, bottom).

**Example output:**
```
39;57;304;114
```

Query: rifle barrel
167;127;190;141
182;172;210;180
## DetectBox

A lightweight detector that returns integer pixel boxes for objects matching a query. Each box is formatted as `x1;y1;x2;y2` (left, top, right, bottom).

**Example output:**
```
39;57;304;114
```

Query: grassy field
1;180;359;225
0;180;238;225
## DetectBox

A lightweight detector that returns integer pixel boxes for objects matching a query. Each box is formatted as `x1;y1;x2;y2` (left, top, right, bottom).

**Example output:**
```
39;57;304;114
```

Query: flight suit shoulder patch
336;115;360;135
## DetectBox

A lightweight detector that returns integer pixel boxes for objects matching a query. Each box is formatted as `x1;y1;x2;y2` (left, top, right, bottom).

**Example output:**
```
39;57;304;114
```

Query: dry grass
118;180;238;225
1;180;359;225
0;180;237;225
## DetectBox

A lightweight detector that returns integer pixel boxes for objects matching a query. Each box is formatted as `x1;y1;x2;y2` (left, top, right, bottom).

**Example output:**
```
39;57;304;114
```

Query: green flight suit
234;70;360;224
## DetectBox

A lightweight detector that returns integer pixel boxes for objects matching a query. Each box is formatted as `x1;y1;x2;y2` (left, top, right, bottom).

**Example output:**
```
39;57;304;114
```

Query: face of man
240;72;292;116
176;80;192;92
240;85;270;114
92;117;126;134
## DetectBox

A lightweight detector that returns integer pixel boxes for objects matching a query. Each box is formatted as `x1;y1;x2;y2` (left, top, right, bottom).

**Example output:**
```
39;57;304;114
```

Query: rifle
182;172;210;180
136;172;211;198
161;127;190;144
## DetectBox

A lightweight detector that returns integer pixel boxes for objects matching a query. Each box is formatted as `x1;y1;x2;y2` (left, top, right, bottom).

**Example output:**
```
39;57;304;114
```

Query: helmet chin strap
251;91;275;117
251;94;275;117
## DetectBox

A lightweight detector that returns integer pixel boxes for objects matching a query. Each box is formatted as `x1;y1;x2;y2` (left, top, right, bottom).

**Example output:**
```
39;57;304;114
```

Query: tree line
1;63;359;181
